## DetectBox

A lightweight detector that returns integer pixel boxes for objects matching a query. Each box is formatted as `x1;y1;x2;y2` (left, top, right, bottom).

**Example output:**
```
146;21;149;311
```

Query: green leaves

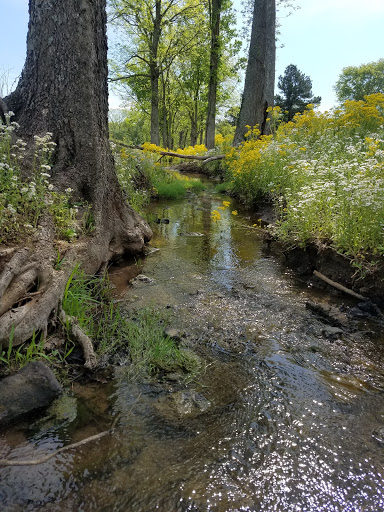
334;59;384;103
275;64;321;122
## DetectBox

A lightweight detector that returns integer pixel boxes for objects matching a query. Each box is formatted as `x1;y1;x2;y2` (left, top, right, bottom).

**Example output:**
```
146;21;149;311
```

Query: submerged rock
164;327;184;341
0;361;62;428
372;426;384;446
32;394;77;431
131;274;154;284
155;390;211;419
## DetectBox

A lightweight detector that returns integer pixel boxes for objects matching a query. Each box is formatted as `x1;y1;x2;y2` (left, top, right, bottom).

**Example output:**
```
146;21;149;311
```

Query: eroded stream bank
1;187;384;511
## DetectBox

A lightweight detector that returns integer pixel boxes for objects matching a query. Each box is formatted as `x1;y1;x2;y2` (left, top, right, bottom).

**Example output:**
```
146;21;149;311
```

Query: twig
0;395;142;467
313;270;367;301
0;429;112;466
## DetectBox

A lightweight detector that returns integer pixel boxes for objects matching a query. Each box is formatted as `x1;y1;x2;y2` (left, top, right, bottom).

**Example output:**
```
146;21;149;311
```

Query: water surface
1;189;384;511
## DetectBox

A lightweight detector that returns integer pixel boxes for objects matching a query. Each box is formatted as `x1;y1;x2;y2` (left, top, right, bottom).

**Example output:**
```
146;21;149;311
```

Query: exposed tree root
59;309;97;369
0;214;150;362
0;247;17;258
0;248;30;300
0;267;38;316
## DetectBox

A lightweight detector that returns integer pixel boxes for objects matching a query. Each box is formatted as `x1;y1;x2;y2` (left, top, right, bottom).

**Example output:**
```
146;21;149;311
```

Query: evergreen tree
275;64;321;121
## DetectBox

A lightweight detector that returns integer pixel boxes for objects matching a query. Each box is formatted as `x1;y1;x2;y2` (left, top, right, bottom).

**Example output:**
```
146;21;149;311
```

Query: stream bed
1;187;384;511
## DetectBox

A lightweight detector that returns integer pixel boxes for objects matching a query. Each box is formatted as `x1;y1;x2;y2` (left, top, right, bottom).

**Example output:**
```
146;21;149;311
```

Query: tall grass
62;268;200;378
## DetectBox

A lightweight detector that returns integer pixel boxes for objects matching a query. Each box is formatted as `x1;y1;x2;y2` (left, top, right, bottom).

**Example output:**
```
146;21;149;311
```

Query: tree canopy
334;59;384;103
109;0;240;148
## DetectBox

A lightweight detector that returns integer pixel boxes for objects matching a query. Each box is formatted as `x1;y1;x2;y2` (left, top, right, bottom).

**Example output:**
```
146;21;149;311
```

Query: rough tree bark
149;0;162;146
0;0;152;350
233;0;276;145
205;0;223;150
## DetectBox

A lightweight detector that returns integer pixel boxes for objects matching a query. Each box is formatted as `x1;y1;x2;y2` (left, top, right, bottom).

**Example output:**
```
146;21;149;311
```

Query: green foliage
215;181;233;194
0;329;65;374
275;64;321;121
225;94;384;264
154;180;186;200
113;143;205;208
62;267;200;378
334;59;384;103
109;108;150;145
61;265;105;337
99;306;200;378
109;0;241;149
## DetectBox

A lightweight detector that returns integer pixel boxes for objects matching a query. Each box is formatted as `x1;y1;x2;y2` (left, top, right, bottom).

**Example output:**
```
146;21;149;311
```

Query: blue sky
0;0;383;111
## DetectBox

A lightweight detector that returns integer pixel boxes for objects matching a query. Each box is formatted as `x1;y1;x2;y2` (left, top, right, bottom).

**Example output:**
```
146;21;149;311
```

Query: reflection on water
1;190;384;511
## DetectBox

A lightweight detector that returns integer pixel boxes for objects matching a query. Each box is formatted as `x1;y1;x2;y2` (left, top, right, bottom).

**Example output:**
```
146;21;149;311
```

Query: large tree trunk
233;0;276;145
205;0;222;150
149;0;162;146
0;0;152;349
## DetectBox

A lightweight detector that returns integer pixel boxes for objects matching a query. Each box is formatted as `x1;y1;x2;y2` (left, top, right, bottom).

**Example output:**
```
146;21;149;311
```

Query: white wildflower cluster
0;125;78;241
267;127;384;253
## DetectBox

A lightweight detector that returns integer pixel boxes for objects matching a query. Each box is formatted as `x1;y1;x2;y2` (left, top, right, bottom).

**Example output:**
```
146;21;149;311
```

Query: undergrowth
218;95;384;265
62;268;200;379
1;268;200;379
0;113;81;243
112;143;206;209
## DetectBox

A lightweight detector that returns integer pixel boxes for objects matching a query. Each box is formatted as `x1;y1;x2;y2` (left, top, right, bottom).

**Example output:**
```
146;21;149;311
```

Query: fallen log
112;140;225;163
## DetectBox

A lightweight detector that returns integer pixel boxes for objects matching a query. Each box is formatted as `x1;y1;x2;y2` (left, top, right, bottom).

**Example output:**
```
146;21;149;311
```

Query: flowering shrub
225;95;384;260
0;113;78;243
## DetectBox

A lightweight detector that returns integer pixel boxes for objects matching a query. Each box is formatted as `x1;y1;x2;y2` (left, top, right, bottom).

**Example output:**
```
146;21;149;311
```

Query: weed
0;329;61;375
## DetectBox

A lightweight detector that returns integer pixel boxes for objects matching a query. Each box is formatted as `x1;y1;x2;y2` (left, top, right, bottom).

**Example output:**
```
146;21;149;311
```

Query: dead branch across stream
113;140;225;164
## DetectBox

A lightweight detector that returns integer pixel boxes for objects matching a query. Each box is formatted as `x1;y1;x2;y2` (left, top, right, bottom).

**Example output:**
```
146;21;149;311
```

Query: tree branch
112;140;225;162
109;73;150;82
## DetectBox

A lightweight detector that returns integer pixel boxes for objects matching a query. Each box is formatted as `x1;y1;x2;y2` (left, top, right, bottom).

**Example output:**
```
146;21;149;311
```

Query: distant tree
109;0;202;146
224;105;240;126
275;64;321;121
334;59;384;103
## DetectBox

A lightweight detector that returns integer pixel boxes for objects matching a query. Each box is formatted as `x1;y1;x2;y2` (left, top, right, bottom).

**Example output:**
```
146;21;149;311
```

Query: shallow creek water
2;186;384;511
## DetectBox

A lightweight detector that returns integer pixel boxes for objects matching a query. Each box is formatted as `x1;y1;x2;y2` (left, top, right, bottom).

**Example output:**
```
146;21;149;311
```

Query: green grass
0;328;68;375
129;308;199;376
153;180;186;199
215;181;233;194
114;144;205;207
62;268;200;379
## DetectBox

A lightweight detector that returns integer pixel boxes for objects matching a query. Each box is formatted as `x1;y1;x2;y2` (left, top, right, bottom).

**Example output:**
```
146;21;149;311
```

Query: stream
1;183;384;511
